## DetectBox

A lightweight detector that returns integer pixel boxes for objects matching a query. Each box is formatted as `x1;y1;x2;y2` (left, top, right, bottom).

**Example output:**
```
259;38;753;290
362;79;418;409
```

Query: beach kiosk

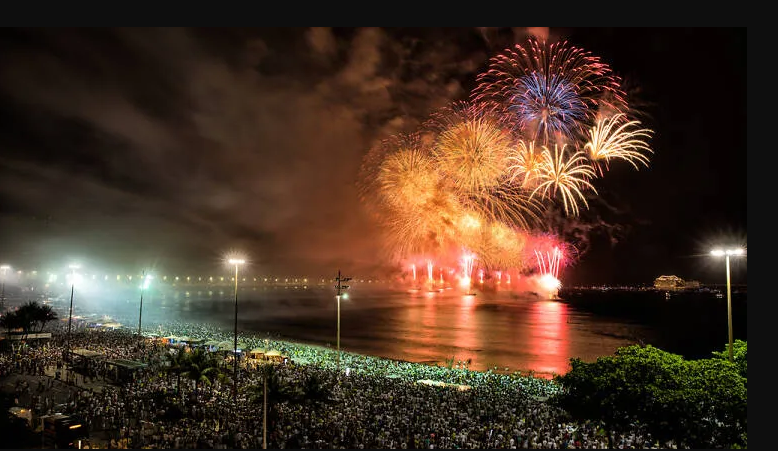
104;359;148;384
264;350;285;363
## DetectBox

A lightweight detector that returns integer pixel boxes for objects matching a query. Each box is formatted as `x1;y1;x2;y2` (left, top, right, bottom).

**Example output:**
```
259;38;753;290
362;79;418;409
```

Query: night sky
0;28;746;285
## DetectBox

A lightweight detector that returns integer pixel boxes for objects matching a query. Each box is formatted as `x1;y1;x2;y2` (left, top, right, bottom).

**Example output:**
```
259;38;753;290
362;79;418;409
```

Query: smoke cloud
0;28;490;275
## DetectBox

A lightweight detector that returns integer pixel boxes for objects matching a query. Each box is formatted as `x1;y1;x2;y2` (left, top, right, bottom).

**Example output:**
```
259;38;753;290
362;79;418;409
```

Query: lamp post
67;264;80;361
0;265;9;312
138;272;152;336
710;248;745;362
334;270;351;373
228;258;245;403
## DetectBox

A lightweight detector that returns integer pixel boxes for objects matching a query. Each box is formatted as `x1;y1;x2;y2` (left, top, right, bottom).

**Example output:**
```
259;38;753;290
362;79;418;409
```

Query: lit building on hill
654;275;685;290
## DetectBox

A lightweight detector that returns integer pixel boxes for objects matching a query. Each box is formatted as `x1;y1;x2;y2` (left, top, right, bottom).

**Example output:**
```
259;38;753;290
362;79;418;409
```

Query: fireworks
539;273;562;293
378;145;438;210
429;104;512;193
530;144;598;217
535;246;563;279
359;36;654;291
585;113;653;172
473;38;627;143
459;252;476;290
506;140;543;188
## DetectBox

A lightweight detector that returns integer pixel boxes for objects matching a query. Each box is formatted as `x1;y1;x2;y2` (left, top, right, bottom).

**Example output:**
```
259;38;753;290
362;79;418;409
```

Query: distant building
654;275;685;290
683;280;701;289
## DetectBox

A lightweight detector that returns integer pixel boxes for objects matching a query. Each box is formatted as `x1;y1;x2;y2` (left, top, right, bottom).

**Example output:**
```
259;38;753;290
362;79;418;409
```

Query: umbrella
217;342;233;351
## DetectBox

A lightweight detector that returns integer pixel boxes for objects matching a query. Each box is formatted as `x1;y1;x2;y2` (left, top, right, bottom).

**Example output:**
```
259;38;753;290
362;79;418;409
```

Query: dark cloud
0;27;489;275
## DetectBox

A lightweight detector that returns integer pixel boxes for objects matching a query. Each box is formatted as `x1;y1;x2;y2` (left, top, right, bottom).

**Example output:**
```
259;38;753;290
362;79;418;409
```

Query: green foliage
0;301;58;336
301;371;331;405
712;339;747;379
180;348;221;394
552;344;747;449
0;310;22;334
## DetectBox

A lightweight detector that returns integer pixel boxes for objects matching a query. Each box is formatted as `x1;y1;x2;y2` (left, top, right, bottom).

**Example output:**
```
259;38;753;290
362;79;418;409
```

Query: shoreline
67;313;563;396
64;308;567;382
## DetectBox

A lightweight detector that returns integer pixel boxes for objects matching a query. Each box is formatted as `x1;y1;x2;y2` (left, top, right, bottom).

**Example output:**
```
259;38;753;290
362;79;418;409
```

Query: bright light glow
68;273;84;286
228;259;246;265
711;248;745;257
539;273;562;292
342;292;350;300
0;265;10;271
459;251;476;291
142;274;153;290
69;264;81;270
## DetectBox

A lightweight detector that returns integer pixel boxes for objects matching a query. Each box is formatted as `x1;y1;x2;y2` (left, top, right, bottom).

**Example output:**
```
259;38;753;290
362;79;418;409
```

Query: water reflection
99;288;648;375
456;294;479;365
528;300;570;376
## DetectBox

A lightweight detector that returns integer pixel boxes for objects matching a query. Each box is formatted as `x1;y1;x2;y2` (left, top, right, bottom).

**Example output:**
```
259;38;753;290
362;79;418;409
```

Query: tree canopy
552;343;747;449
0;301;58;336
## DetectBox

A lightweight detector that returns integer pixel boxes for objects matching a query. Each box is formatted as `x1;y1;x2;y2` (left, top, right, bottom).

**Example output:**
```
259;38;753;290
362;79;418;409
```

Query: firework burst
506;139;544;188
472;38;627;143
429;105;513;193
531;144;598;217
462;184;541;231
585;113;653;173
358;37;654;290
378;144;438;210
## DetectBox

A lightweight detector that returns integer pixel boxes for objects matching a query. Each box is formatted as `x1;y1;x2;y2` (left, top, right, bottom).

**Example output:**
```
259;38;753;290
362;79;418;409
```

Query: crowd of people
1;317;682;449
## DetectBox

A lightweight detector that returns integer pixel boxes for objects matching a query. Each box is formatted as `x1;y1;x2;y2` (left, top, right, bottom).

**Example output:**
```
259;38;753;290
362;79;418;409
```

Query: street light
228;258;246;404
0;265;9;311
67;264;80;360
334;270;351;373
710;247;746;362
138;272;153;336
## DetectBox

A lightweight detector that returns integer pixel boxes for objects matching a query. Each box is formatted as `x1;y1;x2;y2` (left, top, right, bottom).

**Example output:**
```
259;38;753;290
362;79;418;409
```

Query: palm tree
301;371;331;406
181;348;219;397
34;304;58;332
214;371;231;399
0;310;21;336
164;350;188;399
249;363;308;449
15;301;37;340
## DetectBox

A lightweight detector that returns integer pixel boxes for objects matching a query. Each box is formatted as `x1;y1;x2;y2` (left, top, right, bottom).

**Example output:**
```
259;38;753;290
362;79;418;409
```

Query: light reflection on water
133;287;643;377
